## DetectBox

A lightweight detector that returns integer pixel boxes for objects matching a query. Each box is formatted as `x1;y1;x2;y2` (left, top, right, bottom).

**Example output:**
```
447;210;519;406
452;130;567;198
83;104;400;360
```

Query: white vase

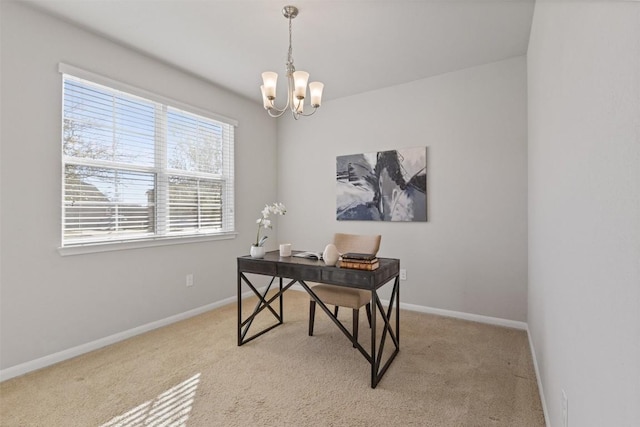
322;243;339;266
250;245;265;259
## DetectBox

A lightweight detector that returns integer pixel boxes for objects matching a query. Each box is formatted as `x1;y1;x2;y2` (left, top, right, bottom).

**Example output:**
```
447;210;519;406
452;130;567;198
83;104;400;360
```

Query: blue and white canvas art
336;147;427;221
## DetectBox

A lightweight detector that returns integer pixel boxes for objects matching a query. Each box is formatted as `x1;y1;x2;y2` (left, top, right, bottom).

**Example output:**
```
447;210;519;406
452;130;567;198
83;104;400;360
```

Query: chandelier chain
287;14;294;72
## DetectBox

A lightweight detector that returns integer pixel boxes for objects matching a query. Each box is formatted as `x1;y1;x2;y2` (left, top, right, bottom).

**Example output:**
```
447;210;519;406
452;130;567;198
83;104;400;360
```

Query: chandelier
260;5;324;119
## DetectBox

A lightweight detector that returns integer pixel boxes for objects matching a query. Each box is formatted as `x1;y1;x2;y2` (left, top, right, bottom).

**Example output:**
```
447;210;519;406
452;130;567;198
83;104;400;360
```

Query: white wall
528;1;640;426
277;57;529;322
0;2;277;371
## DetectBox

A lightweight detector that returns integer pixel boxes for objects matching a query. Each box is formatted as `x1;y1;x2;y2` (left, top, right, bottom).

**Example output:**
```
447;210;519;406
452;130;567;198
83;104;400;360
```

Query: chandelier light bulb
260;86;271;109
292;71;309;100
309;82;324;107
261;72;278;99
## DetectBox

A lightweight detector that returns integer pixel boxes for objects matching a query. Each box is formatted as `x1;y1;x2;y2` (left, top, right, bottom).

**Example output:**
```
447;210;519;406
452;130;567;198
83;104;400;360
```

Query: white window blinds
61;69;235;247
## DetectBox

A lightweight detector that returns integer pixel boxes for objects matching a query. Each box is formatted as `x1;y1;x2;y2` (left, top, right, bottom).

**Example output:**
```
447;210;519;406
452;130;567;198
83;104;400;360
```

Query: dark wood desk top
238;250;399;291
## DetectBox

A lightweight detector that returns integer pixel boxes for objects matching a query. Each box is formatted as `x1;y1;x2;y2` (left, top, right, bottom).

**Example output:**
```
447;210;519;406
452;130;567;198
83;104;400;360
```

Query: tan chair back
333;233;381;256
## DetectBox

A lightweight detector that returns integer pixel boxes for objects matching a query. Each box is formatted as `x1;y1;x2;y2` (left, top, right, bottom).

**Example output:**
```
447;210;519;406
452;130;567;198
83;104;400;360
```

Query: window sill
58;232;238;256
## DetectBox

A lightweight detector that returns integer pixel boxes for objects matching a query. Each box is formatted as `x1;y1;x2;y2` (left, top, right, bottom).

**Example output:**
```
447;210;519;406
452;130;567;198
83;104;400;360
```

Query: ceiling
25;0;535;103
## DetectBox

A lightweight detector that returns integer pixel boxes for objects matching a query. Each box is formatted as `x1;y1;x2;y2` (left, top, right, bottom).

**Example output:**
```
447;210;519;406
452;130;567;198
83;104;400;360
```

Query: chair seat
311;284;370;309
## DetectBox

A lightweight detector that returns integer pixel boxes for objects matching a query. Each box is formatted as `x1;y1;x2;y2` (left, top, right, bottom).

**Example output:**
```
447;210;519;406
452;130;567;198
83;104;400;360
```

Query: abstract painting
336;147;427;221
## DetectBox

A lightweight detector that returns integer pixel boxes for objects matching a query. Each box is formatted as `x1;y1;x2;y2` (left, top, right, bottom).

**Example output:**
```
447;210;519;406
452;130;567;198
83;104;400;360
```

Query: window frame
58;64;237;255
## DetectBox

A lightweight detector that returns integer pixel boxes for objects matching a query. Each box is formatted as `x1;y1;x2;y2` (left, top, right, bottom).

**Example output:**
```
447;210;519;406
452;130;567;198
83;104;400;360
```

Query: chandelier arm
266;96;291;114
298;107;319;117
267;108;288;118
266;76;292;114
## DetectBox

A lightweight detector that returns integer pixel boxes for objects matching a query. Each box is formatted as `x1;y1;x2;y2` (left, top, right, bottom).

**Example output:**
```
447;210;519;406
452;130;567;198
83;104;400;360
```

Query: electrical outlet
400;269;407;280
561;389;568;427
186;274;194;287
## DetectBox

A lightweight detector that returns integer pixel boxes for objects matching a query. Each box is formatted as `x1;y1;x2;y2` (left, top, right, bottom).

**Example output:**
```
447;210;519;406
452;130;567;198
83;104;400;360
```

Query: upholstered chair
308;233;382;347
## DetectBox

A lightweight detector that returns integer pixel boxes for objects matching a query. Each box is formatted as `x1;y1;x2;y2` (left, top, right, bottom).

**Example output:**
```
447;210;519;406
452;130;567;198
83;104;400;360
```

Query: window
60;65;235;248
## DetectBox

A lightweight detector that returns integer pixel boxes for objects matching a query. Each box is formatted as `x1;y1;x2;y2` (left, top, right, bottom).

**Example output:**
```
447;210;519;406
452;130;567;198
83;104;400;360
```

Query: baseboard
527;327;551;427
398;302;528;330
290;284;527;330
0;288;260;382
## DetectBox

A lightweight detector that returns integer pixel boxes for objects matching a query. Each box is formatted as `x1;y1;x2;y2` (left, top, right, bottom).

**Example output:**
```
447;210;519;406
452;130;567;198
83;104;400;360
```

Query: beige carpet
0;290;544;426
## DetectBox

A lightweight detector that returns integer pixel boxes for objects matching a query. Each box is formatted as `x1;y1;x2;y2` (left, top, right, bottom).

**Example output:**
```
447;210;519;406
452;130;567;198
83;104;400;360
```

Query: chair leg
365;303;372;327
352;309;359;348
334;305;339;317
309;300;316;336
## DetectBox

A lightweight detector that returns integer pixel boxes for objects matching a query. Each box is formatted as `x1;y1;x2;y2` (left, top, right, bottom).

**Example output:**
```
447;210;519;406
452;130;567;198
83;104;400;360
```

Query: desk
237;250;400;388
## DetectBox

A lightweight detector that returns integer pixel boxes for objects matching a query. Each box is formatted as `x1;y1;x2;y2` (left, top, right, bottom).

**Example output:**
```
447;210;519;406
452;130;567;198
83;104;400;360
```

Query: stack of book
339;252;379;271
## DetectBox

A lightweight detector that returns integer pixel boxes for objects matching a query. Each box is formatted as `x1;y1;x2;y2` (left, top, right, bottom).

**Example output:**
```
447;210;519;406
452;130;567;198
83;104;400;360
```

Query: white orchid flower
254;202;287;247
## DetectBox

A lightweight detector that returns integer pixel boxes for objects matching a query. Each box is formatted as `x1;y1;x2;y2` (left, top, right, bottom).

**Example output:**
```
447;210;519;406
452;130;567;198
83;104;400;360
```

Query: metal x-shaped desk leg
237;273;296;346
299;277;400;388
